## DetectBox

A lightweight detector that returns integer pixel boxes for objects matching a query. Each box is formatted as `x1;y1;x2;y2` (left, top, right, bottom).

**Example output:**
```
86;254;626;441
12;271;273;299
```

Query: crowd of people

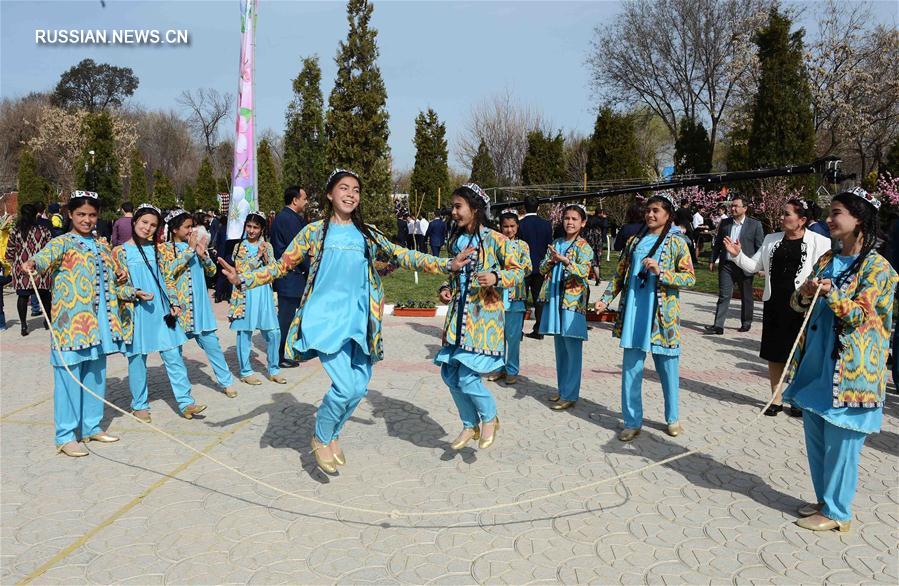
4;173;896;535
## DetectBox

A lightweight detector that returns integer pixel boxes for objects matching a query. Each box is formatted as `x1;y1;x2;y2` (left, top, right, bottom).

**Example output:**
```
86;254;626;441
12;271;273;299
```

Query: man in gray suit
705;195;764;334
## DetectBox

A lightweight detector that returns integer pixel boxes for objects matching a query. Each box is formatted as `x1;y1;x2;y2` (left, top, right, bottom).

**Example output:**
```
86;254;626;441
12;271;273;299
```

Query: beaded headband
135;203;161;215
788;198;809;210
164;208;189;224
245;211;267;224
71;190;99;200
499;208;519;217
846;186;881;210
327;168;360;185
651;191;678;210
461;183;490;207
564;203;588;215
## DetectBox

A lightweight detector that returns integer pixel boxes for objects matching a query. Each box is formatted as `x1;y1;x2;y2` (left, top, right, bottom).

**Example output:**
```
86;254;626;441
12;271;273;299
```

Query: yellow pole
583;172;587;192
437;187;441;210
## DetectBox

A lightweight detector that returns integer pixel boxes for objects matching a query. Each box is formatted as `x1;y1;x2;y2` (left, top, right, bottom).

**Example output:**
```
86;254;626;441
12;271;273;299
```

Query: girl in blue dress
220;170;472;473
784;188;897;532
436;184;526;451
537;204;594;411
161;210;237;398
114;204;206;422
228;212;284;386
595;194;695;442
487;210;532;385
24;192;152;457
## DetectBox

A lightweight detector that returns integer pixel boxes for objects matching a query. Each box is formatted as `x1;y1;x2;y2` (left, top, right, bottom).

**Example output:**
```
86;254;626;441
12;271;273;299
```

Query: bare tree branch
177;88;232;156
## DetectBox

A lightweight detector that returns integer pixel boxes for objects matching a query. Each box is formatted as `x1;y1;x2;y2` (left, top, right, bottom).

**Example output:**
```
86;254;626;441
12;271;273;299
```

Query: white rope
29;271;821;519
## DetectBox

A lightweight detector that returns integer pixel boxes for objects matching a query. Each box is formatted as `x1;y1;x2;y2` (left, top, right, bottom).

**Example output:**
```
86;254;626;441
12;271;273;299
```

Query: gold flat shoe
241;375;262;386
132;409;151;423
795;515;850;532
547;394;560;402
330;441;346;466
618;428;641;442
84;432;119;443
551;400;576;411
450;426;480;450
222;387;238;398
310;437;337;474
267;374;287;384
504;375;518;384
57;441;89;457
666;422;683;437
797;502;824;517
478;417;500;449
181;403;207;419
486;371;506;382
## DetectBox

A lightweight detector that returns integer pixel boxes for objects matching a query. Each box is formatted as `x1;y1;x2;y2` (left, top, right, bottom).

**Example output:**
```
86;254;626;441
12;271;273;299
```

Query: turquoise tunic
50;235;125;367
619;234;677;356
784;255;882;434
123;243;188;357
435;232;503;374
539;239;588;340
295;223;370;358
174;242;217;334
229;241;279;332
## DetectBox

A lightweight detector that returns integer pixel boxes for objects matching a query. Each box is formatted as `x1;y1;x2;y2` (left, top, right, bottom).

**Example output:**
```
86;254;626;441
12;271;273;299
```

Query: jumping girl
23;191;151;457
537;204;594;411
219;170;473;474
594;193;695;442
487;210;532;385
784;188;897;532
114;204;206;422
160;209;237;398
436;184;525;451
228;212;284;386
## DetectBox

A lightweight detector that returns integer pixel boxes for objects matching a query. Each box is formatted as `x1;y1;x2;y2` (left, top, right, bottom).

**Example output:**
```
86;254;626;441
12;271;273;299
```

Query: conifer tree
283;56;328;197
128;150;147;203
257;138;281;214
409;108;450;214
674;118;713;174
75;111;121;210
521;130;565;185
587;107;643;181
469;140;496;188
195;156;218;212
17;149;47;206
151;169;177;211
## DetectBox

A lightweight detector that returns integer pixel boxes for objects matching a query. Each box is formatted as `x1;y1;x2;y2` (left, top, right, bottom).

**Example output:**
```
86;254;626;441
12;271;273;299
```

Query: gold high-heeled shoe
666;422;683;437
618;428;641;442
84;432;119;443
267;374;287;384
310;437;337;474
241;375;262;386
478;418;500;449
57;441;89;457
551;400;576;411
486;371;506;382
795;515;850;532
132;409;151;423
547;394;560;402
330;440;346;466
222;387;238;398
797;502;824;517
450;427;480;450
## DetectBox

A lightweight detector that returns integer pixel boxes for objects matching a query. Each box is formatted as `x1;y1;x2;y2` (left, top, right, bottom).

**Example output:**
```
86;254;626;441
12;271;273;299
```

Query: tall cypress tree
325;0;393;230
181;183;196;212
521;130;565;185
469;140;497;188
283;56;328;197
17;149;47;206
127;150;148;203
195;156;218;212
257;138;280;214
587;107;643;180
747;7;815;168
409;108;450;214
674;118;713;174
75;111;121;210
151;169;177;210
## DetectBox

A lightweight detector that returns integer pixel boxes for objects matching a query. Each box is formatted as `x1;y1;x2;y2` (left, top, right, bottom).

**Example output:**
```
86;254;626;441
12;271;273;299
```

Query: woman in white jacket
723;198;831;417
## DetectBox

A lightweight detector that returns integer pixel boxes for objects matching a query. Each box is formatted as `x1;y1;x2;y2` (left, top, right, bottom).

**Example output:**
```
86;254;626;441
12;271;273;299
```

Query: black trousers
277;294;300;362
524;273;546;333
713;260;754;329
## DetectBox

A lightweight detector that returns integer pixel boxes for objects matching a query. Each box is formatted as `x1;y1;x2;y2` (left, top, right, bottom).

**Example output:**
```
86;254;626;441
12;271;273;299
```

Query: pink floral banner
227;0;258;239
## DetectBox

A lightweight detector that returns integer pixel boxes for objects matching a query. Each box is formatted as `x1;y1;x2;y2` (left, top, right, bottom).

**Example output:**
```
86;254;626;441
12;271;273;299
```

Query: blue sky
2;1;896;174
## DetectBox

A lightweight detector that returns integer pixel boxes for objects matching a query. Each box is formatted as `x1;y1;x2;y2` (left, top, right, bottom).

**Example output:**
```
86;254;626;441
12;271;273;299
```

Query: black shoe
738;324;751;332
278;359;299;369
703;326;724;335
764;404;783;417
786;406;803;418
524;332;544;340
20;325;28;337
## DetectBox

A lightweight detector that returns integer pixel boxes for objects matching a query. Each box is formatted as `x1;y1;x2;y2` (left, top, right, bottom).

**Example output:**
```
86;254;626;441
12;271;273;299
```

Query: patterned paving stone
2;286;897;583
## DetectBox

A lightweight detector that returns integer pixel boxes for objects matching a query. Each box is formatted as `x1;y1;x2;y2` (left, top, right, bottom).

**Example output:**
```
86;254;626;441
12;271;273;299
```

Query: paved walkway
1;285;896;584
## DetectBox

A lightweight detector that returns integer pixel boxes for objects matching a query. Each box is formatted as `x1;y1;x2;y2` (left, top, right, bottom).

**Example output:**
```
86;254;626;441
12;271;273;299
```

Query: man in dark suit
518;196;553;339
424;211;447;256
705;195;765;334
270;186;309;367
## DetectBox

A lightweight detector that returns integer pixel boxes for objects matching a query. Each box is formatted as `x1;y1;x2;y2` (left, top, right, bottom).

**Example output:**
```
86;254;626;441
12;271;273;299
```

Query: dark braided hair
560;204;587;239
628;195;675;285
498;210;520;239
15;203;39;237
446;185;489;256
827;191;880;359
166;211;193;242
232;212;269;268
131;206;178;326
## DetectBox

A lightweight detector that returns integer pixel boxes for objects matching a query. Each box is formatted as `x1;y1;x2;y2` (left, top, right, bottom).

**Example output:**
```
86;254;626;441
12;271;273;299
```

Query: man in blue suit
270;186;309;368
518;196;553;339
425;211;447;256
